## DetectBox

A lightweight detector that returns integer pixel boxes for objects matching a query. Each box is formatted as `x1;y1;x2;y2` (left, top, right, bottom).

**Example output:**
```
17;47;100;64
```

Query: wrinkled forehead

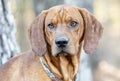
45;5;83;24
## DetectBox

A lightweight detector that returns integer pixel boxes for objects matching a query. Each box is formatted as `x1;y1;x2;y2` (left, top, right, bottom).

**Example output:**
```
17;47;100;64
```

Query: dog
0;5;103;81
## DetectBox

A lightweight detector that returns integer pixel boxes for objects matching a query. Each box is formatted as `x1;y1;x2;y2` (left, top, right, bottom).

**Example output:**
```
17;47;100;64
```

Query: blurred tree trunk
33;0;64;16
65;0;93;81
0;0;19;65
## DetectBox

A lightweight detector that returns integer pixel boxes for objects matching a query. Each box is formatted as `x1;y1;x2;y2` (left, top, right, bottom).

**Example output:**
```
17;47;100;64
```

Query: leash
39;57;61;81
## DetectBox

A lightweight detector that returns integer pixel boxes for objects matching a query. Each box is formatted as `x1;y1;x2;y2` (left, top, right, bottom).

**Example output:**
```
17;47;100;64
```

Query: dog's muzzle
55;36;69;49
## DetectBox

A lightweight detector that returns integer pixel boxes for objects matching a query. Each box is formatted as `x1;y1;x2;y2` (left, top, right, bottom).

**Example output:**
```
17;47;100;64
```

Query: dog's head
29;5;103;57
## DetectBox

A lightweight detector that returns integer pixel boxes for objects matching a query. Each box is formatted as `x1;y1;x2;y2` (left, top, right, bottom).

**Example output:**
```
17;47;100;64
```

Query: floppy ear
29;11;48;56
78;8;103;54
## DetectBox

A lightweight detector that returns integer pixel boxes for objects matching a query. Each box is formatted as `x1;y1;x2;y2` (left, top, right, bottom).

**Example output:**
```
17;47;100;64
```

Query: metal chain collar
39;57;79;81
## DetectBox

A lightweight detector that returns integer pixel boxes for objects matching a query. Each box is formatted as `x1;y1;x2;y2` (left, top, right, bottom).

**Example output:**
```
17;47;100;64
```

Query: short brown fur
0;5;103;81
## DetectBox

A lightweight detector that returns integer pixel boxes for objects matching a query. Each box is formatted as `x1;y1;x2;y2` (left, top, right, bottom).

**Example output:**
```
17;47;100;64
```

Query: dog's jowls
0;5;103;81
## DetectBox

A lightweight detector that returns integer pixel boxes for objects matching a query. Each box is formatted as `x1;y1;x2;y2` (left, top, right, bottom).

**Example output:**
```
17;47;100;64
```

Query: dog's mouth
52;44;77;56
56;51;69;57
58;50;68;55
55;47;71;56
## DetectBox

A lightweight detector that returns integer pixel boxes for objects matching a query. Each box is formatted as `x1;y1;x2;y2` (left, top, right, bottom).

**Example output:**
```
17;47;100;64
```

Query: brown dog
0;5;103;81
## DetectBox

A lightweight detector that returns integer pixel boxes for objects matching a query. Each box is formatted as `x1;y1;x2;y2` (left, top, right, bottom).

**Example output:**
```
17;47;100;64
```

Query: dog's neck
42;44;82;81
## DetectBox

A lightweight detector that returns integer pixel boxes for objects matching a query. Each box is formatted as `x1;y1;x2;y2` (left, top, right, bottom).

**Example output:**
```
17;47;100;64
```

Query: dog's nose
55;37;68;48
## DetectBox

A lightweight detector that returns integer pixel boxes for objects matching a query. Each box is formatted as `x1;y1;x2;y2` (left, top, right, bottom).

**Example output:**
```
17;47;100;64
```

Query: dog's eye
69;21;78;28
47;23;55;30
